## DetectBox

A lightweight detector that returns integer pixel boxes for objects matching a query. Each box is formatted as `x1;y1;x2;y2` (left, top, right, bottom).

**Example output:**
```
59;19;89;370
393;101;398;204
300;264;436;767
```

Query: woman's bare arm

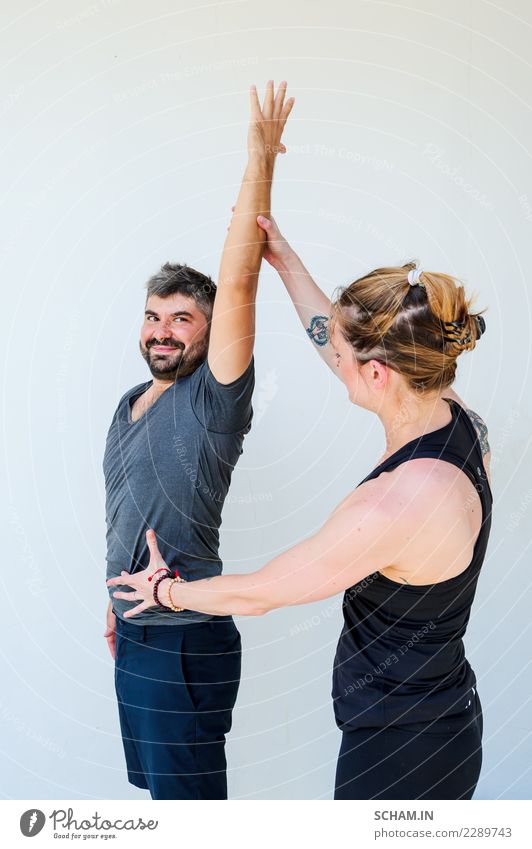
108;491;404;618
257;215;338;372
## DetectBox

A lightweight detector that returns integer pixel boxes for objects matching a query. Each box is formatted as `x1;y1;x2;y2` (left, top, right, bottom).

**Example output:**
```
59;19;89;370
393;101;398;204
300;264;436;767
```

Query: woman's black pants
334;689;483;800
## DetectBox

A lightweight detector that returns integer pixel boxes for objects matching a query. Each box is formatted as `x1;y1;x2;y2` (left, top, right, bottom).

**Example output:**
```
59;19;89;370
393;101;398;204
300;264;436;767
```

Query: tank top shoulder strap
357;398;492;506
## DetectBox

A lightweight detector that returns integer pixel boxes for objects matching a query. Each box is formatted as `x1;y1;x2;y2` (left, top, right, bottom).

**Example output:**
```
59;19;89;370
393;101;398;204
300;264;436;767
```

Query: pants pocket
180;622;242;735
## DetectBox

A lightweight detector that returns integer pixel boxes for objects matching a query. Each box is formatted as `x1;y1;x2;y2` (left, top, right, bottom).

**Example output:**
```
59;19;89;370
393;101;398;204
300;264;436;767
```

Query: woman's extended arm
107;490;406;619
257;215;338;372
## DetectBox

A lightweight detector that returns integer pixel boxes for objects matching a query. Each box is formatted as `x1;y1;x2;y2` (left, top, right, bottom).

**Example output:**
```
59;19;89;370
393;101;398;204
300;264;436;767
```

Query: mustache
146;338;185;352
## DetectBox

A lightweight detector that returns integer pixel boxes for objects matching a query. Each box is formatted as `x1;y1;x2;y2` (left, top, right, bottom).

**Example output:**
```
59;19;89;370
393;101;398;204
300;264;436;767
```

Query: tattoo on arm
466;409;491;456
306;315;330;347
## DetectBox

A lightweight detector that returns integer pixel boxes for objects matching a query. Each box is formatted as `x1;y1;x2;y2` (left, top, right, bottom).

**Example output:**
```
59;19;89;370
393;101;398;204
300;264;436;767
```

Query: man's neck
130;377;174;422
150;377;174;398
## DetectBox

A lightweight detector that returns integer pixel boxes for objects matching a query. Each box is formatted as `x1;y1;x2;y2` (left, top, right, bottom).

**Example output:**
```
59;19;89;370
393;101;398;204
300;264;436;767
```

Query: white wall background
1;0;531;800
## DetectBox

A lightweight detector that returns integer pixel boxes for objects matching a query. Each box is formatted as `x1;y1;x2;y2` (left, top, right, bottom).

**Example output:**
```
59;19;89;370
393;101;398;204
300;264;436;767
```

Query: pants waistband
115;614;233;640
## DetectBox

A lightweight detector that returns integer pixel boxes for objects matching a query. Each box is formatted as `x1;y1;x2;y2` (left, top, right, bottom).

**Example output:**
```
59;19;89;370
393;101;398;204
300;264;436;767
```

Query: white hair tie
407;268;424;286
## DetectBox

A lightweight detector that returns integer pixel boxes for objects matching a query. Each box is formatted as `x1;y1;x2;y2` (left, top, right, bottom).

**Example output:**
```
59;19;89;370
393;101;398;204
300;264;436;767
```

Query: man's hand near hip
104;600;117;660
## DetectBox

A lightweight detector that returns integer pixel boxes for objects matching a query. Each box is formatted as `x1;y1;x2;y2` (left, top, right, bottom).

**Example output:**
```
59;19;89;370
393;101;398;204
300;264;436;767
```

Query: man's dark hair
145;262;217;317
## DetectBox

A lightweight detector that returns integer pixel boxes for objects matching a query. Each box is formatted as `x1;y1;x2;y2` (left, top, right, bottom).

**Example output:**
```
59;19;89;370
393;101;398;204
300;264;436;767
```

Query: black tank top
332;398;493;729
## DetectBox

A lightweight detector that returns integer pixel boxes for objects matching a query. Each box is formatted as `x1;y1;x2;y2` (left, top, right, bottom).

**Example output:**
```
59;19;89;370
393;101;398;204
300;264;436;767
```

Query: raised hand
247;80;294;164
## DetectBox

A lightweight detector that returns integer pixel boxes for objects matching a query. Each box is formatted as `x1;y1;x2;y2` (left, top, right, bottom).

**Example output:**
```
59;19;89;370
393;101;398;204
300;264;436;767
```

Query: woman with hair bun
109;218;492;800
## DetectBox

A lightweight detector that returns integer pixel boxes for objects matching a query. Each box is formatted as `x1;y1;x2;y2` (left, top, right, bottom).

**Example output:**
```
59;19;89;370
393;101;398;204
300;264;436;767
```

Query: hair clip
476;315;486;337
443;316;485;345
407;268;424;287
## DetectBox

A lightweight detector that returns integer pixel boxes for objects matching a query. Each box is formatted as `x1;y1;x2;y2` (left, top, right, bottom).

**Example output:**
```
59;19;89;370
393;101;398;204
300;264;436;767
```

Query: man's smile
150;345;180;353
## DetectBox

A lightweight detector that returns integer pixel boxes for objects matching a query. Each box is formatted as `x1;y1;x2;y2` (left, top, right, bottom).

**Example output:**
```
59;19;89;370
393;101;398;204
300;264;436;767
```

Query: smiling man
102;81;293;800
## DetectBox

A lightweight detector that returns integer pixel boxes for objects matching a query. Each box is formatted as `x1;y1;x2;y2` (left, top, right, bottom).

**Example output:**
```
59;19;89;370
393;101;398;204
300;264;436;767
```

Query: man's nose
152;319;174;339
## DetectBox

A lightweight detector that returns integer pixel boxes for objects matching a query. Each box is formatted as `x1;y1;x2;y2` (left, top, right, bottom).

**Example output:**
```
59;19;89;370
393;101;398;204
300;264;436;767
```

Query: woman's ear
366;359;388;390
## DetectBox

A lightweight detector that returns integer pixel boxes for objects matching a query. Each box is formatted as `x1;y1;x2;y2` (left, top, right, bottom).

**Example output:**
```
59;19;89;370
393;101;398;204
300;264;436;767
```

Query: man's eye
147;316;157;322
174;317;186;322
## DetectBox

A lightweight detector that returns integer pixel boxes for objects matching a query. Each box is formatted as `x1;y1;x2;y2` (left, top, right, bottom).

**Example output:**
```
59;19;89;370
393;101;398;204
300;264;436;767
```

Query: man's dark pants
114;615;241;800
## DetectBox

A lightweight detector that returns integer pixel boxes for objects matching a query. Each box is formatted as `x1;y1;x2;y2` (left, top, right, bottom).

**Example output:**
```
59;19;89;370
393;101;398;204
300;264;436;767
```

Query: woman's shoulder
343;459;456;523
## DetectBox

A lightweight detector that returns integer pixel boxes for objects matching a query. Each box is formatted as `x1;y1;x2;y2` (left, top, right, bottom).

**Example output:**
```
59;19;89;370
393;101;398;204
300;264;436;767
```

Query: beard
140;335;208;380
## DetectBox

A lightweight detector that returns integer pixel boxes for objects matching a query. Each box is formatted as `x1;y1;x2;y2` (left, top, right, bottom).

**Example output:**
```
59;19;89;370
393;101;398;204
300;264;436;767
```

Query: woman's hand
105;529;174;619
227;210;292;270
256;214;292;270
247;80;294;165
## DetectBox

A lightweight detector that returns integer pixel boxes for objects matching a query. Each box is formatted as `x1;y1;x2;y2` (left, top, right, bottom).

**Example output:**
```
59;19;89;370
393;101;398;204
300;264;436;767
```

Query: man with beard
102;81;294;799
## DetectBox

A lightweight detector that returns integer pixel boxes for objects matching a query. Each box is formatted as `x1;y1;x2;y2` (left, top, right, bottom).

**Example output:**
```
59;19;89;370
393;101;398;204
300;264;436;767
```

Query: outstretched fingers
106;570;133;589
249;83;262;121
146;528;165;568
280;96;295;130
273;80;287;118
123;600;150;619
262;78;274;118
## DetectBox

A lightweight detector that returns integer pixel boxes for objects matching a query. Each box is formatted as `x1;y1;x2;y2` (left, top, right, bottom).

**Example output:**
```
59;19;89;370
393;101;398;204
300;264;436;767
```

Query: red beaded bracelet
148;567;170;583
153;570;172;608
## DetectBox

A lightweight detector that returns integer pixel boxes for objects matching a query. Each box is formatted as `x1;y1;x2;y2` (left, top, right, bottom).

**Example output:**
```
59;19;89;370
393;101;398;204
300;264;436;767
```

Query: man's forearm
207;82;293;383
218;155;274;289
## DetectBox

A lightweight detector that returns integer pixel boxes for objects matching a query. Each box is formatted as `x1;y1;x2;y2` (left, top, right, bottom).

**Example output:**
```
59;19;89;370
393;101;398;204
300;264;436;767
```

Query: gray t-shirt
103;357;254;625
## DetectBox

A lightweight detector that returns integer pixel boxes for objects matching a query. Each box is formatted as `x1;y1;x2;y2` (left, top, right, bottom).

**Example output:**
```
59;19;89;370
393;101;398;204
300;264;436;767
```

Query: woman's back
332;397;493;729
366;394;490;585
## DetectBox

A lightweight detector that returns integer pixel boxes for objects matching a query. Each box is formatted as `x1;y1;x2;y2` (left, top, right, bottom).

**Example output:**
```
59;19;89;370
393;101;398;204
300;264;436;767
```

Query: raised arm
207;82;294;384
256;215;338;372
